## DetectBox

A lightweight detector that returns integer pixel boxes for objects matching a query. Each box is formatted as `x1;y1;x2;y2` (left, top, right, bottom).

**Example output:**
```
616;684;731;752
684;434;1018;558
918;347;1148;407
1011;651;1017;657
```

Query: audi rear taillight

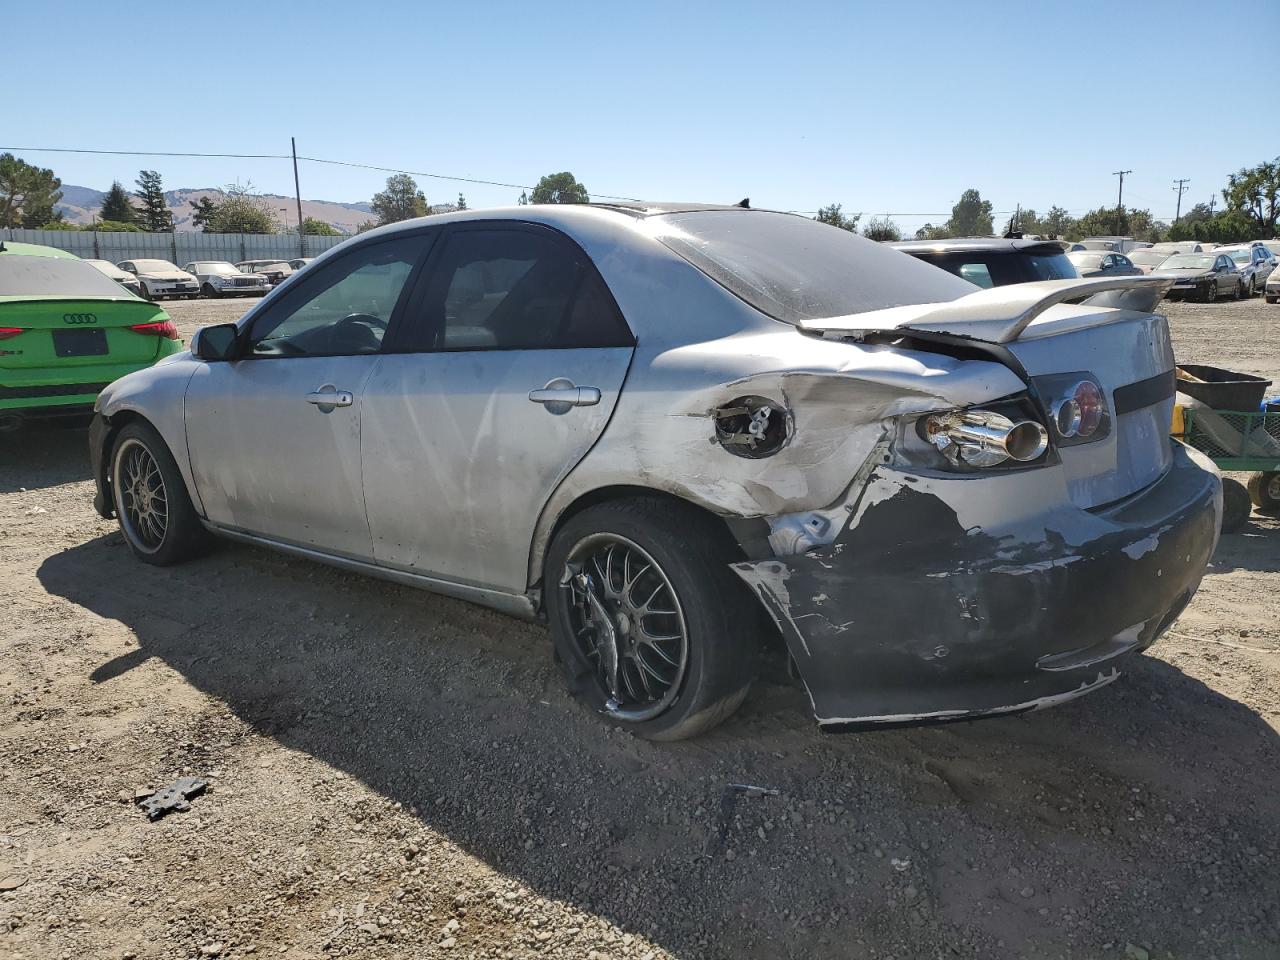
129;320;179;340
0;327;25;341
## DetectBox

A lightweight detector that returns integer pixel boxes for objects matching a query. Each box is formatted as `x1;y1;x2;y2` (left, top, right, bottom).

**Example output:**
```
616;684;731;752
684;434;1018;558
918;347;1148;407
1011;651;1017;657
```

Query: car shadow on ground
36;533;1280;957
0;421;92;493
1211;514;1280;575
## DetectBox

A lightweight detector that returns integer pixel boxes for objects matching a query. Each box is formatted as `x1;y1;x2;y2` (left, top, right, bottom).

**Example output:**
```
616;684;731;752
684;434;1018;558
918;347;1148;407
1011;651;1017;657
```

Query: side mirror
192;323;239;362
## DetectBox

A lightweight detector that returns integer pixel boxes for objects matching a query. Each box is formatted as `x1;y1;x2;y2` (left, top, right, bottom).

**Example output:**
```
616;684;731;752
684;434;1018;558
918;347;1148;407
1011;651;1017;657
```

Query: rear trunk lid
0;298;171;372
798;277;1180;509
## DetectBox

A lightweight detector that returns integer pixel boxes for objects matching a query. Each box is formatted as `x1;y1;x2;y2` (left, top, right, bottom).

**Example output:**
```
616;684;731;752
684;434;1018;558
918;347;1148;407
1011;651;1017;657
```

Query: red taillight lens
129;320;179;340
1072;380;1105;437
0;327;25;341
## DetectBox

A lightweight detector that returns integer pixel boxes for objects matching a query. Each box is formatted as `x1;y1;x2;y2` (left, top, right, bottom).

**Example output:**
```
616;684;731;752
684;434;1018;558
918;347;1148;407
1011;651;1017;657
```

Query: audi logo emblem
63;313;98;325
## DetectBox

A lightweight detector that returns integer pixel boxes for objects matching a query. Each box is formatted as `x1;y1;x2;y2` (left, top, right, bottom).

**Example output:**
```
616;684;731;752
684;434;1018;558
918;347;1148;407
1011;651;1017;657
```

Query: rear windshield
647;210;973;323
919;249;1078;288
0;255;131;298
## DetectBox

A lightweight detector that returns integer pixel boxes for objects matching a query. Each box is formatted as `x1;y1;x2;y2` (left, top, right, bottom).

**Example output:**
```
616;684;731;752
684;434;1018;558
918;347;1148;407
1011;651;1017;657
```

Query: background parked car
0;242;181;430
890;237;1077;287
183;261;272;299
1149;241;1211;255
1215;244;1276;297
1154;253;1244;301
1067;250;1144;277
287;257;314;271
1125;249;1172;274
117;259;200;300
83;259;144;297
1266;268;1280;304
235;260;293;286
1078;236;1143;253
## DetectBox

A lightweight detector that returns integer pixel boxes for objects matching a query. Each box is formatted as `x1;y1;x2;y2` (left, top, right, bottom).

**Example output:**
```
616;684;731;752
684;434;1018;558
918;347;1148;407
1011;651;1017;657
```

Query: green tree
914;223;950;241
96;220;144;233
815;203;860;232
1041;205;1073;239
371;173;429;225
862;215;901;242
517;190;530;205
944;189;994;237
301;216;339;236
189;196;219;230
99;181;137;224
456;192;468;211
134;170;173;232
194;183;277;234
530;171;588;204
0;153;63;228
1223;157;1279;237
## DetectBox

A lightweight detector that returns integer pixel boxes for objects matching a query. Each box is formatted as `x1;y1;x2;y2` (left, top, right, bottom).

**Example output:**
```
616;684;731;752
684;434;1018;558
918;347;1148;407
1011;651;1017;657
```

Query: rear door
360;222;635;593
184;233;432;556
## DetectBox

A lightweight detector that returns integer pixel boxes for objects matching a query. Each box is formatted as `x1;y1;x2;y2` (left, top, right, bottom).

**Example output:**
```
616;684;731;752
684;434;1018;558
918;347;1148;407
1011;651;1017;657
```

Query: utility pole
1112;170;1131;235
292;137;305;258
1173;178;1190;222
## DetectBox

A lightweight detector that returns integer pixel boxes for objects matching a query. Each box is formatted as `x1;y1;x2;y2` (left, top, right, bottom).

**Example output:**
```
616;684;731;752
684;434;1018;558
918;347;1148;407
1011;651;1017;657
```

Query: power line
0;145;290;160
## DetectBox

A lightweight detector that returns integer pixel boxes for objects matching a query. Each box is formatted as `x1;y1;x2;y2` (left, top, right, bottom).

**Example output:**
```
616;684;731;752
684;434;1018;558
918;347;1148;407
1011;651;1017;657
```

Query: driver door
184;233;433;557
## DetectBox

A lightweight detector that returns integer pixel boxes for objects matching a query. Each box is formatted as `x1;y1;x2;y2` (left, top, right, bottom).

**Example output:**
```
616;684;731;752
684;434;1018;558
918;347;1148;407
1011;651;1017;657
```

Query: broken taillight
0;327;25;340
128;320;179;340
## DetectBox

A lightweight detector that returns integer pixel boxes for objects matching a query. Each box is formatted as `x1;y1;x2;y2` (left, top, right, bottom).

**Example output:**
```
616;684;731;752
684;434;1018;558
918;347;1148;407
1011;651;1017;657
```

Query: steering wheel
331;313;388;351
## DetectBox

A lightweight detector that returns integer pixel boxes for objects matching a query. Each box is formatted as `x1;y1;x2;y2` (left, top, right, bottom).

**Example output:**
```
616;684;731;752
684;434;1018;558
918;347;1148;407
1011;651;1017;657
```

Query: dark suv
891;237;1078;288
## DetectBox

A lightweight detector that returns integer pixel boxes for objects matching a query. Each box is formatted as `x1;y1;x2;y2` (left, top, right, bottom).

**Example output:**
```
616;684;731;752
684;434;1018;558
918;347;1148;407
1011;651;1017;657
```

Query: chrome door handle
305;388;353;407
528;379;601;412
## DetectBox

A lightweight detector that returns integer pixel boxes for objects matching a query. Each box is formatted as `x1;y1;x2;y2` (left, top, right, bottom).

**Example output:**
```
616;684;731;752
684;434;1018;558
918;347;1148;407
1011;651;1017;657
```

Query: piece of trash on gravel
0;875;28;891
137;776;208;820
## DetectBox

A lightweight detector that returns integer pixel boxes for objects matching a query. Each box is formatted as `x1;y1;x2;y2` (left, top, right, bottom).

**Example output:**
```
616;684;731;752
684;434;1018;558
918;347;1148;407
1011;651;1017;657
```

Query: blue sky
7;0;1277;235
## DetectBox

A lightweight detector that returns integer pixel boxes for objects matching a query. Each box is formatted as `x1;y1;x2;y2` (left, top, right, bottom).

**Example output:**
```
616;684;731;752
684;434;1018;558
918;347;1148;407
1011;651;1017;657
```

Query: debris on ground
137;776;208;821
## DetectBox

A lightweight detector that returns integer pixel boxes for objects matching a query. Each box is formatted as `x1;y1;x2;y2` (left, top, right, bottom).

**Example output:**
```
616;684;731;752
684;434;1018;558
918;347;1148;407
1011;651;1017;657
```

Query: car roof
0;241;79;260
890;237;1069;255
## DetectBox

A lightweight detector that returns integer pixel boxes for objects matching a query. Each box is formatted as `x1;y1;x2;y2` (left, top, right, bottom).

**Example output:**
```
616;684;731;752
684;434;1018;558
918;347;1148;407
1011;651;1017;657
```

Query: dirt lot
2;295;1278;960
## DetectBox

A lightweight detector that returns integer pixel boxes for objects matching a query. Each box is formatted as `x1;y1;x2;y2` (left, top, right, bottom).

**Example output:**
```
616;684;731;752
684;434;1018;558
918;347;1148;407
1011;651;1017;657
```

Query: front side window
247;236;426;357
401;228;632;351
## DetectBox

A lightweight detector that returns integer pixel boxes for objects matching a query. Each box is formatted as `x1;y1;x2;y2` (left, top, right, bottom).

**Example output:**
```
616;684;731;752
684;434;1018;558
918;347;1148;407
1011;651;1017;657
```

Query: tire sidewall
545;502;753;740
110;422;206;565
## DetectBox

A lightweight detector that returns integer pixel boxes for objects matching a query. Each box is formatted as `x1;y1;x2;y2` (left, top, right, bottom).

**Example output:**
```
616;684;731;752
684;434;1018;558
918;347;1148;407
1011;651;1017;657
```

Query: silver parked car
1214;244;1276;297
88;205;1220;739
183;261;272;299
1066;251;1144;278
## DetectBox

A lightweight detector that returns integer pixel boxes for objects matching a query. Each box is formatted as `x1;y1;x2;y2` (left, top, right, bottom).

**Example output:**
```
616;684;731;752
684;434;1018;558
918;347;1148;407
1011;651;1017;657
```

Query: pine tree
99;181;137;224
134;169;173;232
457;192;468;211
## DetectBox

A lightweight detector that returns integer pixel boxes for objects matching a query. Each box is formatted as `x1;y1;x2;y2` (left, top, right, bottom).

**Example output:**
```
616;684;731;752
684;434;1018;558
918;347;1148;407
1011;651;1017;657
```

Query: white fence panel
2;228;348;265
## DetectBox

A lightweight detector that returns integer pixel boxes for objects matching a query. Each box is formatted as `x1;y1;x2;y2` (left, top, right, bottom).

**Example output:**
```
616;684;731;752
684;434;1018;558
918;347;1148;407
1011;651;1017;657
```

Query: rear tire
1220;477;1252;533
545;497;759;740
1247;471;1280;513
110;421;212;565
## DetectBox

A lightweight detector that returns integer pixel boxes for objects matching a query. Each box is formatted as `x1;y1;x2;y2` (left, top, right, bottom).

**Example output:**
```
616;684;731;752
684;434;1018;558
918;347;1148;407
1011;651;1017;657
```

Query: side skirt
206;524;539;621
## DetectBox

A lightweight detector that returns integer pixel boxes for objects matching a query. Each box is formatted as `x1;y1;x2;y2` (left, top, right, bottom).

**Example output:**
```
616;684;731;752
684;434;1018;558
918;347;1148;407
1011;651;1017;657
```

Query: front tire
545;498;759;740
138;282;152;301
202;283;220;299
1237;277;1249;300
1205;280;1218;302
110;422;212;565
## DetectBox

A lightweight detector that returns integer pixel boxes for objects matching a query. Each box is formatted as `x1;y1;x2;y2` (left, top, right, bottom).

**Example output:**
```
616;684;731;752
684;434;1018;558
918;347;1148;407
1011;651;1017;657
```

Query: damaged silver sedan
88;204;1222;739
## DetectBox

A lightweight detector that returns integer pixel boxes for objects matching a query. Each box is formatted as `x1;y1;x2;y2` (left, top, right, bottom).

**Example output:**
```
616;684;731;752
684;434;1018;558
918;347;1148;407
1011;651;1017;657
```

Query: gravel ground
1;295;1278;960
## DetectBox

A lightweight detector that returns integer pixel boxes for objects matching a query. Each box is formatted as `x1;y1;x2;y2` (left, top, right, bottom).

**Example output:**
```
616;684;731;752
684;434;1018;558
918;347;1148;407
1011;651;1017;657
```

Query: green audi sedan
0;242;182;429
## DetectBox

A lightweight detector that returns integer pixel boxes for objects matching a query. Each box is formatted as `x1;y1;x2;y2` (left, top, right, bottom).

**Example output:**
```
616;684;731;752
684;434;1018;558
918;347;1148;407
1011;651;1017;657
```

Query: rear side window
647;210;973;323
402;228;633;351
0;255;132;298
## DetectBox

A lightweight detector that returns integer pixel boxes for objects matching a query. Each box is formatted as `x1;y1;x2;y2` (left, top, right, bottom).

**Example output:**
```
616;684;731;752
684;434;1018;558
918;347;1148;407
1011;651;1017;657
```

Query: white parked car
117;259;200;301
235;260;293;286
183;261;272;299
83;258;144;297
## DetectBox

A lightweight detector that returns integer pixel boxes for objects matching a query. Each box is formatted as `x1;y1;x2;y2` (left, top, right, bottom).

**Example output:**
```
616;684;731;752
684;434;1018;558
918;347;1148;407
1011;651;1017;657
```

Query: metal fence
1;227;349;264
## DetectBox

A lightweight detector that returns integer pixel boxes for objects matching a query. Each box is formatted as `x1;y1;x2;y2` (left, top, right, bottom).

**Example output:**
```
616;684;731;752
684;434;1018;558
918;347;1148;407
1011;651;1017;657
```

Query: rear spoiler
798;276;1176;345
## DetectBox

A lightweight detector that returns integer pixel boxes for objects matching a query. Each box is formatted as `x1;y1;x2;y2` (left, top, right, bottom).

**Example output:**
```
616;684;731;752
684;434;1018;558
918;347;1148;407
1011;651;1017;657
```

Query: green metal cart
1178;407;1280;532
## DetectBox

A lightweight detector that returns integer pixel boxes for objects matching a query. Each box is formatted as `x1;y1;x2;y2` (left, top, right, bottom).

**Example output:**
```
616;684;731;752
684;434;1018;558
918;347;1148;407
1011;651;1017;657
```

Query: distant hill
54;184;374;234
